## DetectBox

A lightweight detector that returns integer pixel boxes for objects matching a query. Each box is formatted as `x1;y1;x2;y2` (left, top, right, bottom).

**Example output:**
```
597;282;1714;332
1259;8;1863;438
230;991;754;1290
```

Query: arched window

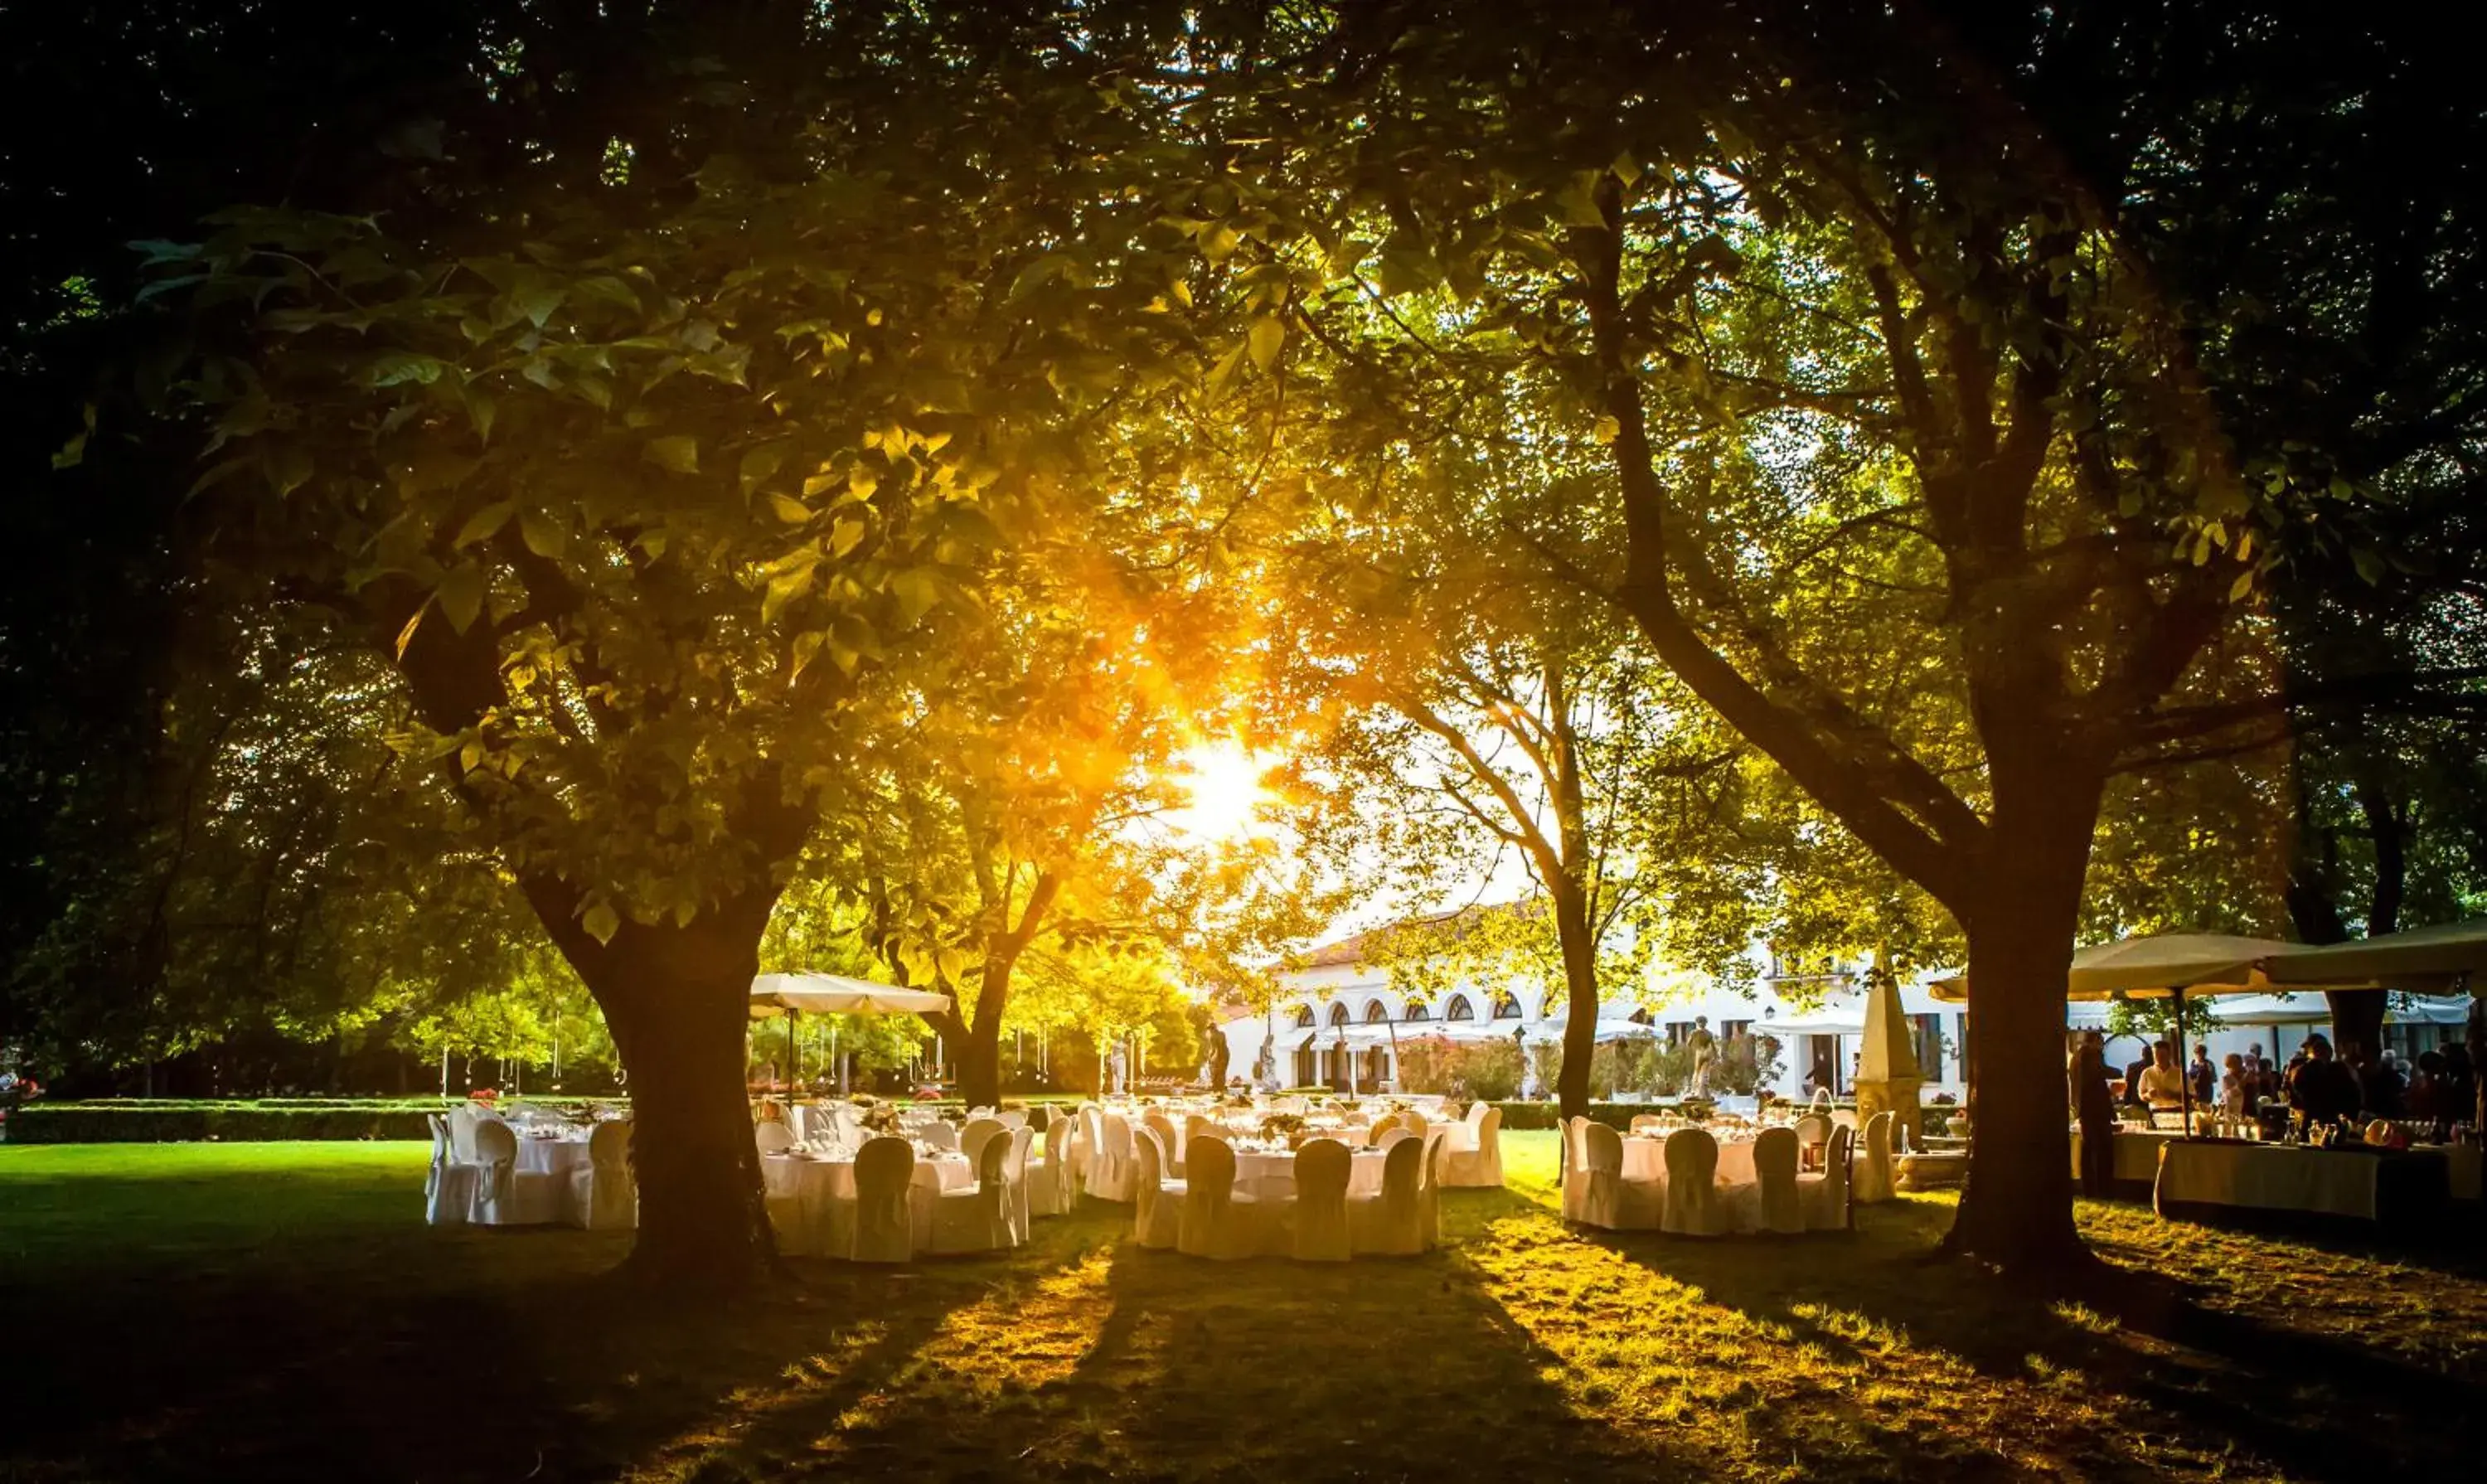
1365;1000;1390;1022
1491;992;1522;1020
1328;1001;1351;1026
1292;1006;1315;1029
1404;1002;1430;1021
1445;995;1473;1021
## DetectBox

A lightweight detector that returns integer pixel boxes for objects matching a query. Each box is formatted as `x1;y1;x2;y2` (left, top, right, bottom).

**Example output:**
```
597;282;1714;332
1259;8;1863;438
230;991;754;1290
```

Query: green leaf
739;443;788;494
264;443;315;496
890;568;941;626
1248;315;1286;371
51;430;86;470
2228;569;2255;603
1205;341;1248;400
642;435;700;474
510;280;565;328
366;352;446;387
829;515;867;557
518;507;567;560
766;492;812;525
581;900;621;946
453;501;515;548
435;561;486;633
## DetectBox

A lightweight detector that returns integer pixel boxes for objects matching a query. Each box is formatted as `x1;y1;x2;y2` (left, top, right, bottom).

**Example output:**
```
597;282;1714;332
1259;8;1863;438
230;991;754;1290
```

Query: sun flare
1166;740;1272;842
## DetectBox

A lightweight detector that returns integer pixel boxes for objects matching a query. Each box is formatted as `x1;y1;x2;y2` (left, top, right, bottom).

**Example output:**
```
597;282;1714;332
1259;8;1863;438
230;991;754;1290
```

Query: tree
1200;0;2475;1271
136;12;1222;1286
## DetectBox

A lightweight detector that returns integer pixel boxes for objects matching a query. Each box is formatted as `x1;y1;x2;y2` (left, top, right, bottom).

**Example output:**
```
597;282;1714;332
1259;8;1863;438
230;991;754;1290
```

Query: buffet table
2154;1140;2451;1226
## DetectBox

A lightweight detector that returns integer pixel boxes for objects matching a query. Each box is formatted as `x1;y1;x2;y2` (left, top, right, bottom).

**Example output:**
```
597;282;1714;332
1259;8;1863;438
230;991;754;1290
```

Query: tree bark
1944;740;2097;1273
1551;880;1601;1122
521;876;785;1291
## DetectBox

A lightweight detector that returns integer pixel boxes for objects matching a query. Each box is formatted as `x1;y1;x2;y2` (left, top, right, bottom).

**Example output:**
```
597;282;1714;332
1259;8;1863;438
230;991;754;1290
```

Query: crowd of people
2067;1027;2479;1194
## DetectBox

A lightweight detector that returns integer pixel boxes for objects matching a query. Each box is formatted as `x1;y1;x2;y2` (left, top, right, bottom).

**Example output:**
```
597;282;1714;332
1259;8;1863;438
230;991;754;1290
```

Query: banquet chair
1792;1113;1831;1172
1091;1113;1138;1203
1348;1134;1426;1255
928;1128;1012;1255
468;1119;565;1225
1401;1109;1429;1141
1442;1106;1504;1188
424;1113;474;1226
1559;1117;1592;1221
570;1118;637;1231
1291;1138;1354;1262
1855;1111;1896;1205
1576;1123;1660;1230
1420;1132;1449;1249
916;1121;962;1153
1002;1125;1035;1244
960;1116;1008;1171
1177;1135;1262;1260
1366;1113;1399;1147
446;1103;485;1165
1742;1126;1805;1234
754;1119;797;1157
1022;1118;1067;1219
1142;1109;1185;1177
1797;1124;1853;1231
996;1109;1029;1131
782;1105;809;1144
1131;1127;1184;1249
851;1136;918;1263
1660;1128;1728;1236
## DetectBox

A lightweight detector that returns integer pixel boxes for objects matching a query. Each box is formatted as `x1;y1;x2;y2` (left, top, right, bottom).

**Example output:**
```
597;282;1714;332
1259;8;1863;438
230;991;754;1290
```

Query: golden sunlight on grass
7;1139;2485;1482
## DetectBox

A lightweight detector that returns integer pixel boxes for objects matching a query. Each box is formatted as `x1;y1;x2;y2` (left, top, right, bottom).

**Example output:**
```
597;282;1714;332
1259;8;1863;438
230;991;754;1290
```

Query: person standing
2070;1031;2117;1196
2188;1044;2217;1108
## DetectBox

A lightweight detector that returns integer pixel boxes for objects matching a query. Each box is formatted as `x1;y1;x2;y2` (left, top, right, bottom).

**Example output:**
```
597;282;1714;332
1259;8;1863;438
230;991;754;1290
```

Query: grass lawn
4;1133;2484;1483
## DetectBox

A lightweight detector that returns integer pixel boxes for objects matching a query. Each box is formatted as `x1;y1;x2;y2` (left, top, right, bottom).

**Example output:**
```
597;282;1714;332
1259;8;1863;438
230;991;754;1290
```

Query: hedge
5;1097;630;1144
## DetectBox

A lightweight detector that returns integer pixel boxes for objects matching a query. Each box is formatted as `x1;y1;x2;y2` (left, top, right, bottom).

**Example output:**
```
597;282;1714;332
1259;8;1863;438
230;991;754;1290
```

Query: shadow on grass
1582;1195;2482;1484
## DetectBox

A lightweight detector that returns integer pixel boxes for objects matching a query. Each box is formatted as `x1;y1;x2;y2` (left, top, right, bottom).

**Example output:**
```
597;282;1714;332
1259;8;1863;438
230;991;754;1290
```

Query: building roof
1292;901;1533;970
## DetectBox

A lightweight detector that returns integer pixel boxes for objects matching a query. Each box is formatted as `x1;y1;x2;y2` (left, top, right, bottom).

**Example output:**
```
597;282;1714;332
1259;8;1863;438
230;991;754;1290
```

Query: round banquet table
1229;1147;1390;1200
515;1136;594;1178
762;1149;977;1254
1621;1134;1761;1190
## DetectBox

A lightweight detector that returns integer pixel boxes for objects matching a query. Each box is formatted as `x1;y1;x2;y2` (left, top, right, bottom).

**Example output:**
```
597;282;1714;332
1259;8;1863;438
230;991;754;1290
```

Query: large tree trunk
1945;740;2097;1273
525;878;783;1291
1551;881;1601;1123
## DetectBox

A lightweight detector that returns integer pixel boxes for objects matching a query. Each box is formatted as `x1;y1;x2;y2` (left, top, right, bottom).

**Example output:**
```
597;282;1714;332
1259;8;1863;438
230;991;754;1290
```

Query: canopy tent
1758;1008;1866;1035
1926;934;2300;1004
749;974;952;1094
2262;919;2487;993
1526;1016;1662;1045
749;973;952;1018
2205;992;2475;1028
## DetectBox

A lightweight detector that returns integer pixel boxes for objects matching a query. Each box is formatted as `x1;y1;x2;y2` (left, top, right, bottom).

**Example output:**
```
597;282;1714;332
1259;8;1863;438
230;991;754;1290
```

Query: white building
1214;920;1976;1103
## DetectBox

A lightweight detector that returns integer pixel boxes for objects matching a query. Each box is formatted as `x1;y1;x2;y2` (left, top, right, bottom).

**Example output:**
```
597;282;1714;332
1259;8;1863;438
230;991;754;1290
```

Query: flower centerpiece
859;1102;903;1137
468;1088;500;1107
1258;1111;1309;1148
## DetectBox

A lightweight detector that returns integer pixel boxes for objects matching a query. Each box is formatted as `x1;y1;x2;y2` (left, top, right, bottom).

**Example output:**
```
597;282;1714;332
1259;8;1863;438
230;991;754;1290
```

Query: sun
1166;740;1272;841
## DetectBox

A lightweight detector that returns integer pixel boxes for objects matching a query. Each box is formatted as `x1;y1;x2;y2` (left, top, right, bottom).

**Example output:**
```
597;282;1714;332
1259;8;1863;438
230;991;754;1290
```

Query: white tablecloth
1620;1134;1760;1189
2409;1143;2482;1202
515;1137;593;1177
1230;1148;1389;1200
763;1150;976;1253
2155;1142;2391;1220
2069;1128;2178;1182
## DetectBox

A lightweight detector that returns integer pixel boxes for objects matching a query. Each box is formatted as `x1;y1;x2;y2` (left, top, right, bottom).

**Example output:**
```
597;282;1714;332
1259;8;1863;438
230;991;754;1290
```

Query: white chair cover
1855;1110;1896;1204
928;1129;1013;1255
1799;1123;1854;1230
1660;1128;1728;1236
1087;1112;1137;1202
1176;1134;1260;1260
1348;1134;1426;1255
1142;1110;1184;1177
1744;1126;1804;1234
424;1113;473;1226
850;1136;917;1262
783;1105;809;1144
960;1117;1007;1171
1442;1106;1504;1187
1292;1137;1353;1262
569;1118;637;1230
996;1109;1028;1131
754;1120;796;1157
915;1121;961;1153
1559;1117;1592;1221
1131;1126;1184;1249
468;1119;565;1225
1002;1125;1034;1244
1575;1123;1660;1230
1023;1119;1067;1219
1366;1113;1400;1147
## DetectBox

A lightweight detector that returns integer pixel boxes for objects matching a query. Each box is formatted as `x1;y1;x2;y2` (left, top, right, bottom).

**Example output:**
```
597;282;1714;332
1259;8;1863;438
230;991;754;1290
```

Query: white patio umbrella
2263;919;2487;992
749;974;952;1090
1926;933;2300;1003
